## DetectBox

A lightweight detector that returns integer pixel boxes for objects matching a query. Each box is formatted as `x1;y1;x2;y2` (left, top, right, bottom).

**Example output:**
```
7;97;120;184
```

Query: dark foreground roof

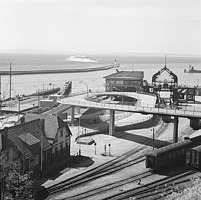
104;71;144;80
2;119;51;159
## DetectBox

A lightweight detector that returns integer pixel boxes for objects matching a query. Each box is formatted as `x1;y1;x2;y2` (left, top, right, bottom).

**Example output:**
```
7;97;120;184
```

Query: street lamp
151;128;155;150
49;83;55;97
33;85;40;107
78;116;81;155
42;82;52;98
79;81;89;97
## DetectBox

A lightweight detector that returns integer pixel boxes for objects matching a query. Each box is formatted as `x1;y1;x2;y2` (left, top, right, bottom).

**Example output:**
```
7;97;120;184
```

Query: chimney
20;116;25;124
41;119;45;134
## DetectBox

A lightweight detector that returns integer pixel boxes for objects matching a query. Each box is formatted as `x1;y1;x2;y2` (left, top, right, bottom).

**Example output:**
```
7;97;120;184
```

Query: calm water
0;53;201;99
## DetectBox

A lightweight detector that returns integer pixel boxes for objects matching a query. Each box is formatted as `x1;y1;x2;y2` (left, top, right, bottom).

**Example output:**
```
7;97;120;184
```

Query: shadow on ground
71;156;94;168
78;115;162;138
114;132;171;148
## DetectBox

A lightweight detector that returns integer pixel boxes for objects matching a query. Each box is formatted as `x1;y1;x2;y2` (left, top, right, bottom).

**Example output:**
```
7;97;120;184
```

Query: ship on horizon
66;54;97;63
184;64;201;73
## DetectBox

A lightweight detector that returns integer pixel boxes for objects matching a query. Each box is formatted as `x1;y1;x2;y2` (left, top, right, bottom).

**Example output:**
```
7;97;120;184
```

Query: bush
165;177;201;200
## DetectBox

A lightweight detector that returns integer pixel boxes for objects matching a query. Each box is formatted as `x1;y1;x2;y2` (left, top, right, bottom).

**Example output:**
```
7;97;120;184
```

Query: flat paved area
43;115;196;188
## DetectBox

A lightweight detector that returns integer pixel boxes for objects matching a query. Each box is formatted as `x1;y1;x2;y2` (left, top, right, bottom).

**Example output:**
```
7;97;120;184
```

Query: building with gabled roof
1;119;51;173
16;113;72;161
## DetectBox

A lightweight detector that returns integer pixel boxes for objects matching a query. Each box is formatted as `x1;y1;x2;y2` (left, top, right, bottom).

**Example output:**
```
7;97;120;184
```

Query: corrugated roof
104;71;144;80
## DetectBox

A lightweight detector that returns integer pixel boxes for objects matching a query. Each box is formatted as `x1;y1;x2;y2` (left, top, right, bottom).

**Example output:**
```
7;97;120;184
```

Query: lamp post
42;82;52;98
33;85;40;107
79;81;89;97
152;128;155;150
108;144;111;156
94;143;97;155
78;117;81;155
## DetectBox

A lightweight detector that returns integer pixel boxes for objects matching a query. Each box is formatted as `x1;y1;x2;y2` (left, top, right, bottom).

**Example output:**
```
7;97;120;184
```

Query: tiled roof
18;132;40;145
3;119;51;160
104;71;144;80
19;113;72;140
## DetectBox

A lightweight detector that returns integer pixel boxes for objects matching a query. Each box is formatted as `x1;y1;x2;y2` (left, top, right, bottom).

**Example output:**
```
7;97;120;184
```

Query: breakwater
0;63;120;76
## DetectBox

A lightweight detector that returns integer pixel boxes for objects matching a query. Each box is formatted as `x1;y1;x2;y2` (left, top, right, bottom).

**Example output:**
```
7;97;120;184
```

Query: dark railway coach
145;135;201;171
186;144;201;170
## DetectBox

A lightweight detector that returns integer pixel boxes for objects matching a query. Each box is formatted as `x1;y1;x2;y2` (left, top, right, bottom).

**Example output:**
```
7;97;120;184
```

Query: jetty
0;63;120;76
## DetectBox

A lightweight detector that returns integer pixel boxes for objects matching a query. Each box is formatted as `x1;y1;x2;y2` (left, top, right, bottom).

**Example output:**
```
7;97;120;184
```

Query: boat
57;81;72;96
184;65;201;73
66;54;97;63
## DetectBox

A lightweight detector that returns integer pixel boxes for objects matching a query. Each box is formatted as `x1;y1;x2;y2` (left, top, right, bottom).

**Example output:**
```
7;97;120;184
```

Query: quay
0;63;119;76
2;64;201;144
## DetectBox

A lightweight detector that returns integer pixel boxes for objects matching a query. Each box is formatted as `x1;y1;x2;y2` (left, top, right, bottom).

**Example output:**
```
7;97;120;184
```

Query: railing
60;98;201;118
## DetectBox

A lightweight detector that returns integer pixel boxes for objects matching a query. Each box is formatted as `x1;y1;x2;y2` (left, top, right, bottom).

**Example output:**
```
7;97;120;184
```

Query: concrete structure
104;71;144;92
60;92;201;143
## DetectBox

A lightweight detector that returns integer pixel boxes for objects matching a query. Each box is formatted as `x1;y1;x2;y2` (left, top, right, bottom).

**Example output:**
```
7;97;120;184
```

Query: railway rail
103;169;200;200
62;170;152;200
44;122;197;199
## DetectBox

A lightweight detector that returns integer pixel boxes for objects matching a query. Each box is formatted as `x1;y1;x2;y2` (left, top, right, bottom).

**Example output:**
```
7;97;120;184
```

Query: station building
104;71;144;92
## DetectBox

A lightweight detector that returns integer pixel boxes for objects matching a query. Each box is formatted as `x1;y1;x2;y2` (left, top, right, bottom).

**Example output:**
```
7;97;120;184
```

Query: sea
0;53;201;99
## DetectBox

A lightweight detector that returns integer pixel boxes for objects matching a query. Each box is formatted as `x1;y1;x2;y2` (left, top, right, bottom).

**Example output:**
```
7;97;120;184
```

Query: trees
0;155;34;200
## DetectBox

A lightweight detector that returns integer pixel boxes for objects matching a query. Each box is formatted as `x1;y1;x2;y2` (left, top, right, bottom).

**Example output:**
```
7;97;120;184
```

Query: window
60;142;63;154
60;130;63;137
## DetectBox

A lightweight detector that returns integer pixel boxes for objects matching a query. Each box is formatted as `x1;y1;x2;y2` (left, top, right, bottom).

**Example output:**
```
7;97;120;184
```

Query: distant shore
0;63;120;76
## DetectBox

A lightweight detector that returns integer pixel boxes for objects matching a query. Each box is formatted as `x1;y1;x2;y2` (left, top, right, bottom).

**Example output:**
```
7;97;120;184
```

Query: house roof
19;113;71;140
18;132;40;146
2;119;51;160
104;71;144;80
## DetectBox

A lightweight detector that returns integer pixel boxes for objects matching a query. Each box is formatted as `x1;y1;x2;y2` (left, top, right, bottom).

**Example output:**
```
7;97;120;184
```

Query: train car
186;145;201;170
145;139;194;171
145;135;201;171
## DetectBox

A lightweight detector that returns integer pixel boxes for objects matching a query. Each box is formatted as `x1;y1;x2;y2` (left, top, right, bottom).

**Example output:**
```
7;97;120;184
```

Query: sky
0;0;201;55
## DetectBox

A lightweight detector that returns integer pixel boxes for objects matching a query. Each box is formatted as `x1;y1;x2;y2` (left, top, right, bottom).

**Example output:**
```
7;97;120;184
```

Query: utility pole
0;75;1;108
152;128;155;150
9;62;12;100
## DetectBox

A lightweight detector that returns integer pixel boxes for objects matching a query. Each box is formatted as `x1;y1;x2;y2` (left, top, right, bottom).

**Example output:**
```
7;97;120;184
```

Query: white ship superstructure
66;54;97;63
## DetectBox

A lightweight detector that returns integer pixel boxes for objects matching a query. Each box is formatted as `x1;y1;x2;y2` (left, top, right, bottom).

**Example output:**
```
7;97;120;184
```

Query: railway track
102;169;200;200
47;149;146;197
63;170;153;200
45;122;197;199
47;121;168;196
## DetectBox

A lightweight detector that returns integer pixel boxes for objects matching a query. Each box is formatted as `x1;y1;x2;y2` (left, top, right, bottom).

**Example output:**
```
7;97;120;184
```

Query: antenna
164;55;167;69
